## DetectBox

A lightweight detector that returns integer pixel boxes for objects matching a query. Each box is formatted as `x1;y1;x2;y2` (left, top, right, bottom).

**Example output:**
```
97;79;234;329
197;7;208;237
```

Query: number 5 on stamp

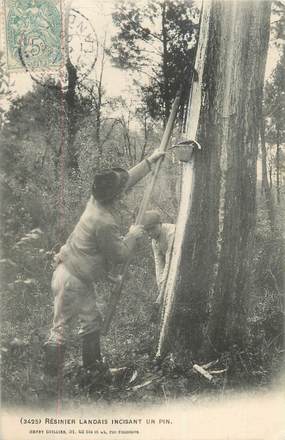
4;0;62;70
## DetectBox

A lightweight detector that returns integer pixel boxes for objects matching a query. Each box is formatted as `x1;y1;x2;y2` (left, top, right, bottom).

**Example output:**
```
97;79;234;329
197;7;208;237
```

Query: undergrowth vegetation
1;187;284;409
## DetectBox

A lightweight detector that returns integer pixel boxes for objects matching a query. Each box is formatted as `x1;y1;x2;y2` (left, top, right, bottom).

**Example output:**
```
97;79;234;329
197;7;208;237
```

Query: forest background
0;0;284;407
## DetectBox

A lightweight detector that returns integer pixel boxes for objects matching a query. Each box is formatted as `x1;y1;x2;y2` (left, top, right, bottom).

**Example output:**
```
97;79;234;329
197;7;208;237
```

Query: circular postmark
67;8;98;81
7;0;62;70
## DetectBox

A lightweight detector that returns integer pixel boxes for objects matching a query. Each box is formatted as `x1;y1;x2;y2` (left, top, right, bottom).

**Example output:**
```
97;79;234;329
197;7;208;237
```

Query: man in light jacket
44;150;164;377
142;211;175;317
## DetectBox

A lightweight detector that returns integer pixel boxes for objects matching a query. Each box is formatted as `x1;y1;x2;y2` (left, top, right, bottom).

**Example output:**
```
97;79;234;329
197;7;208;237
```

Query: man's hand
53;252;61;266
148;148;165;164
128;224;145;240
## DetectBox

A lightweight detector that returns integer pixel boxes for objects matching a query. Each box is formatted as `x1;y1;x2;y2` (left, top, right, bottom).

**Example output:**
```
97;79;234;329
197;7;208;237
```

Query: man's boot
82;332;132;386
82;331;102;371
43;344;65;377
81;331;109;387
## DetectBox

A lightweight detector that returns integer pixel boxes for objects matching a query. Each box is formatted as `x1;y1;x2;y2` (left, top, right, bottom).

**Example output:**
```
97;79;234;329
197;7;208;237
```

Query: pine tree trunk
157;0;271;358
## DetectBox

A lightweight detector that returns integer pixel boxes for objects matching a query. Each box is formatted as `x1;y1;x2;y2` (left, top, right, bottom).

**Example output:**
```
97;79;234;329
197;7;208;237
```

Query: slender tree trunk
157;0;271;358
96;103;102;151
260;109;276;231
65;4;79;171
140;113;148;161
276;125;281;204
65;58;79;170
95;33;107;154
161;2;170;125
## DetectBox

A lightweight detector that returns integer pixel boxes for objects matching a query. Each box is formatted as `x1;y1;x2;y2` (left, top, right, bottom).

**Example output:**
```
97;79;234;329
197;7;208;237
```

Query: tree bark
157;1;212;357
157;0;271;358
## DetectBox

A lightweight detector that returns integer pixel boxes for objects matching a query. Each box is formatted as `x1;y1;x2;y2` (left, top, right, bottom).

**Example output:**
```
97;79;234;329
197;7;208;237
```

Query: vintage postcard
0;0;284;439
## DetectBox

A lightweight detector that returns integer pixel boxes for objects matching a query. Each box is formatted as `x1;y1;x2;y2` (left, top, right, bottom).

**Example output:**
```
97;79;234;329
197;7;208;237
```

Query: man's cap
92;167;129;202
141;210;161;230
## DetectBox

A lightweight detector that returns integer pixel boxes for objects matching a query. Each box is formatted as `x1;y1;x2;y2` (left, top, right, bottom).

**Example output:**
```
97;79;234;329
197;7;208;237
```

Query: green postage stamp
4;0;62;70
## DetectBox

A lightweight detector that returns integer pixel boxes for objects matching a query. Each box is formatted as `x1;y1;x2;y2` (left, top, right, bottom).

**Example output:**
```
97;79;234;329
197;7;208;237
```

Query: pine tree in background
110;0;199;124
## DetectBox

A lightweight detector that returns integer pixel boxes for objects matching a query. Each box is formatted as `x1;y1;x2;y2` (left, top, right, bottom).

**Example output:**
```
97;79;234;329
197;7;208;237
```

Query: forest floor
1;203;284;411
1;257;284;412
